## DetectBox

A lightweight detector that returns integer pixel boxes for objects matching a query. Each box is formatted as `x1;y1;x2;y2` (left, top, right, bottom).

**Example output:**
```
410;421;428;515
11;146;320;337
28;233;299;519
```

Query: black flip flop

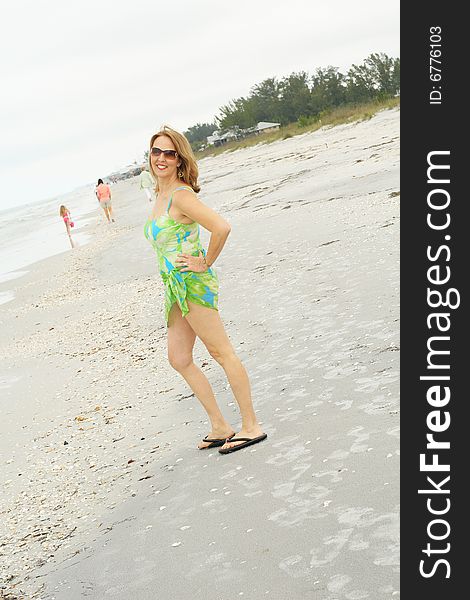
218;433;268;454
199;433;235;449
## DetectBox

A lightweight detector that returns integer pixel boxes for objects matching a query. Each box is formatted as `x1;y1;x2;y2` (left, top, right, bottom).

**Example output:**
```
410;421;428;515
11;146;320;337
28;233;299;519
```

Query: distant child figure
95;178;115;223
59;205;75;248
139;166;155;202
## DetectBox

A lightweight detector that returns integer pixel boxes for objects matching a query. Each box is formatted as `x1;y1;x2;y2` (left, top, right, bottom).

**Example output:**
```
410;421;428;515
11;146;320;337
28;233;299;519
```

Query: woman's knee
208;346;238;366
168;351;193;373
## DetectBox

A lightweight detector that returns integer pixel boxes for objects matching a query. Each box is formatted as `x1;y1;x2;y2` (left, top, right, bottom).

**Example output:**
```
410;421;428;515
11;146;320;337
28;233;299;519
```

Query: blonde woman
59;205;75;248
144;126;266;454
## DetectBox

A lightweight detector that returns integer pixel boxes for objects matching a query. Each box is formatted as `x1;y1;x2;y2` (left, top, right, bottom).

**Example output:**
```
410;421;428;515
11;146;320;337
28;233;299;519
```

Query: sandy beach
0;108;399;599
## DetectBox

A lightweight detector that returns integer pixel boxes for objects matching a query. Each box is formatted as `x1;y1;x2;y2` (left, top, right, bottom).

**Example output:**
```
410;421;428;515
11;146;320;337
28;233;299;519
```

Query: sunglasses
151;147;178;160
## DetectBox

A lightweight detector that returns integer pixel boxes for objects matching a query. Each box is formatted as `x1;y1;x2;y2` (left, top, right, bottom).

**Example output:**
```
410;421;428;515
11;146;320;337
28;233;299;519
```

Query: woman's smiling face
151;135;179;179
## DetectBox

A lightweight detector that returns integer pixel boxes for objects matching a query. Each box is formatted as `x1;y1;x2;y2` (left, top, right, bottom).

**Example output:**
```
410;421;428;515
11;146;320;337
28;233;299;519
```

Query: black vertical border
401;3;465;598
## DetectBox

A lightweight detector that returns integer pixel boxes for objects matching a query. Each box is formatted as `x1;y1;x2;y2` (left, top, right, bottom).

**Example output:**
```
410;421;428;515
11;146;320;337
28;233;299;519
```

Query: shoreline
1;108;400;599
0;197;100;304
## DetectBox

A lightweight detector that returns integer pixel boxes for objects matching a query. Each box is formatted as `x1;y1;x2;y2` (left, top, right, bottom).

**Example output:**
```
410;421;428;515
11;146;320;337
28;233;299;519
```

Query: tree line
184;52;399;150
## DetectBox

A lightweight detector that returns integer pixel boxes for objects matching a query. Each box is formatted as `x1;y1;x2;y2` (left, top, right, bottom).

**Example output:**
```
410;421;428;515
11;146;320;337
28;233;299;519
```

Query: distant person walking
143;126;266;454
139;166;155;202
59;205;75;248
95;179;115;223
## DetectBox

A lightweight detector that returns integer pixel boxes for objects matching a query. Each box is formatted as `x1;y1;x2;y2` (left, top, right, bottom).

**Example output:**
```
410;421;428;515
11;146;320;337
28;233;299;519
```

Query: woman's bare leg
66;224;74;248
184;301;264;450
103;206;111;222
167;303;234;448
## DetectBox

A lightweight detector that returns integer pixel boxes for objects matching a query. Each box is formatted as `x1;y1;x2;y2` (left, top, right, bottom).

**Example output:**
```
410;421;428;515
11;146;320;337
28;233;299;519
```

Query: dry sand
0;108;399;600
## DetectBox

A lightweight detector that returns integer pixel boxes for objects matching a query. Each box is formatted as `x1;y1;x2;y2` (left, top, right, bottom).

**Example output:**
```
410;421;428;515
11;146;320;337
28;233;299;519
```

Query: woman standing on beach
139;166;155;202
59;205;75;248
144;126;266;454
95;179;115;223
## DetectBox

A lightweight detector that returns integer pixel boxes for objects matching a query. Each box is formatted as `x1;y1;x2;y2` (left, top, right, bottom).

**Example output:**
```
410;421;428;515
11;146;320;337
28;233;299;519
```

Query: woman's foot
198;428;235;449
219;426;266;452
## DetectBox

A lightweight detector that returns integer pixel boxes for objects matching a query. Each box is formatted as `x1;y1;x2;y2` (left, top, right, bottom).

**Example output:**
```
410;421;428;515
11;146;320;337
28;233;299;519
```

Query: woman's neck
157;175;180;196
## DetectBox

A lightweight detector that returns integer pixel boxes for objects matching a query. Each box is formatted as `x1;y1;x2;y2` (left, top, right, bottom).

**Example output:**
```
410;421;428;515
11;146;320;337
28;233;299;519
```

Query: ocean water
0;185;99;303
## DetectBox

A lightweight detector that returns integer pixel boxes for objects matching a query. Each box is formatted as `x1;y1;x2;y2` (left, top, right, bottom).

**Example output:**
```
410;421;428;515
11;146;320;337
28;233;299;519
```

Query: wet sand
0;108;399;599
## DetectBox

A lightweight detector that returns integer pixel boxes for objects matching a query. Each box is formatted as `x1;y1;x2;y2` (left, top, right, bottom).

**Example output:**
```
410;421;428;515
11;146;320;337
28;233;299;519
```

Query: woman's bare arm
173;190;231;266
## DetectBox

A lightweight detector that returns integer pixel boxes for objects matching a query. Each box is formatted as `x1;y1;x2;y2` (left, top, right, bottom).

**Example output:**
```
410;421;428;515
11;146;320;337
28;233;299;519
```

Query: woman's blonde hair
149;126;200;193
59;205;68;217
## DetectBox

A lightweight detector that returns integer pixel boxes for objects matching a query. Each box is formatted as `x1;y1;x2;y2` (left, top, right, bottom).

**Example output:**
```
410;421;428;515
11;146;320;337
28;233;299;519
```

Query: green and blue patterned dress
144;185;219;324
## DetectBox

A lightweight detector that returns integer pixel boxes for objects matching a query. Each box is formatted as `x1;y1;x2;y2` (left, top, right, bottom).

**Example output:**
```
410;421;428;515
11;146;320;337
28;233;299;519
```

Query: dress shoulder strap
166;185;196;213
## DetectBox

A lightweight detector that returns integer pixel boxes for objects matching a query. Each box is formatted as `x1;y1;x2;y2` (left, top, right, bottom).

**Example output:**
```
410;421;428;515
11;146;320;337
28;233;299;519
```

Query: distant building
207;131;223;146
206;122;281;147
207;128;240;147
107;163;141;182
256;121;281;134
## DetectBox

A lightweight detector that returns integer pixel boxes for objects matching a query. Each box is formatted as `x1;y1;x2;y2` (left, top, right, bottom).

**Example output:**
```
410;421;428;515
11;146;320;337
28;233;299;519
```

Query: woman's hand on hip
176;251;208;273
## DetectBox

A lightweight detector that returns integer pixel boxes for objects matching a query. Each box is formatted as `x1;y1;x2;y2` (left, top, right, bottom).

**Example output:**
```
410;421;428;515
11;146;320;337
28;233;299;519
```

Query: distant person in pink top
59;204;75;248
95;178;115;223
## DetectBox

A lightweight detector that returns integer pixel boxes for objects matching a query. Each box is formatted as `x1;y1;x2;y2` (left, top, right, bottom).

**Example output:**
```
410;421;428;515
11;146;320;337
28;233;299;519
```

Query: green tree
184;122;218;145
217;77;281;129
217;97;255;129
209;53;400;135
365;52;400;96
346;53;400;102
278;71;312;124
311;66;347;111
249;77;281;123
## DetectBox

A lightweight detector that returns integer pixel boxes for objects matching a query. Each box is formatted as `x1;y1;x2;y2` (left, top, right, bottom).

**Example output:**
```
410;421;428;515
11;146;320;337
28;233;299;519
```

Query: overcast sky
0;0;399;211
